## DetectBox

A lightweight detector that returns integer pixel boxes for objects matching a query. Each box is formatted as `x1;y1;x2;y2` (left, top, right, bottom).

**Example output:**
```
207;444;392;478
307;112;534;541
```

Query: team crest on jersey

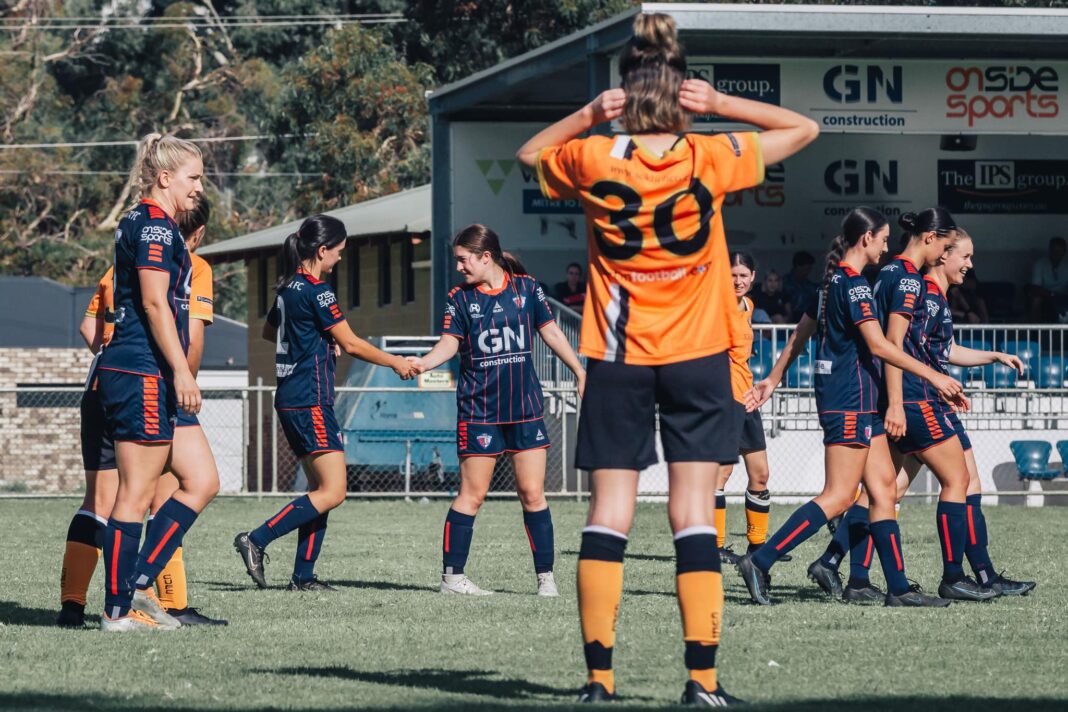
492;302;504;314
514;296;526;308
864;426;872;440
477;434;493;449
469;303;483;318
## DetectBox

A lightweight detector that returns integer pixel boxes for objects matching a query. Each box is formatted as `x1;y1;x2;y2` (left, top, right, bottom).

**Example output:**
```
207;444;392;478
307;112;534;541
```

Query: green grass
0;498;1065;711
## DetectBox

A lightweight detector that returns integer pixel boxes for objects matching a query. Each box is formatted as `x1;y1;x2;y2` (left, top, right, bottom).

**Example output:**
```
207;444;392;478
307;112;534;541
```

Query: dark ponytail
899;207;957;243
176;192;210;238
730;251;756;273
453;223;528;276
818;207;888;334
275;214;347;293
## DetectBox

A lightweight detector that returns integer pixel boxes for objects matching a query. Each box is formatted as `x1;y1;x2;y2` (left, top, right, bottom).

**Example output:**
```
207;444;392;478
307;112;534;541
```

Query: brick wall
0;348;94;493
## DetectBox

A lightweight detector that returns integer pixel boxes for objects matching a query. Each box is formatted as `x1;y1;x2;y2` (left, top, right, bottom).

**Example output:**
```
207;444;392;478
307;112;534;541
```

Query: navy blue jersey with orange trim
442;273;554;423
98;199;191;378
874;255;930;402
268;270;347;408
810;263;881;414
922;276;954;375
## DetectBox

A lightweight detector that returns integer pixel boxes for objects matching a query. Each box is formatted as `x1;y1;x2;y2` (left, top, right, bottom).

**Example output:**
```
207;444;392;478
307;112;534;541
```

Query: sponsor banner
632;58;1068;134
938;160;1068;214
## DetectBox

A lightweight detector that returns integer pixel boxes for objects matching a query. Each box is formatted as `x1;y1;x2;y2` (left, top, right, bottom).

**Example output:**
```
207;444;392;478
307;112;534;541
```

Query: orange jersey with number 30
537;132;764;365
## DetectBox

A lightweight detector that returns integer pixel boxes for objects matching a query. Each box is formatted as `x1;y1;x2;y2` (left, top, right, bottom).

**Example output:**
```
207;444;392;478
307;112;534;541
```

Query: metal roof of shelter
199;184;431;261
427;3;1068;120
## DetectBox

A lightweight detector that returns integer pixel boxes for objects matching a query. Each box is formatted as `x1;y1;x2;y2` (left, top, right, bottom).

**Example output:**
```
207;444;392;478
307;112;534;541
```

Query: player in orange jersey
714;253;780;568
517;12;818;706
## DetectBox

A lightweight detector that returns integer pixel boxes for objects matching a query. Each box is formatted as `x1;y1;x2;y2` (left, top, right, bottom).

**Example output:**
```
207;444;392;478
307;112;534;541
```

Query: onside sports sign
674;58;1067;134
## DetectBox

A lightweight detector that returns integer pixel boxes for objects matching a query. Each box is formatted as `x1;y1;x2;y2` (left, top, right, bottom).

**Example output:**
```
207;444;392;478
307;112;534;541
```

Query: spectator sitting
949;270;990;324
782;250;818;322
750;270;791;325
552;261;586;309
1028;236;1068;322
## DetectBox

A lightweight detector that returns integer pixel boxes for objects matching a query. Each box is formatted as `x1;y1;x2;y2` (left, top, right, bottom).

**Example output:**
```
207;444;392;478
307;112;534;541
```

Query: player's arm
538;321;586;398
882;314;911;438
187;318;205;377
948;343;1024;373
857;320;966;410
262;322;277;342
516;89;625;168
329;320;413;379
79;314;106;354
414;335;461;372
744;313;816;410
678;79;819;164
140;269;200;414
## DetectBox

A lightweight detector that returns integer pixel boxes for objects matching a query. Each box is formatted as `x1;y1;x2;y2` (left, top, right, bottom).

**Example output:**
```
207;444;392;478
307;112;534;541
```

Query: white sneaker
100;609;164;632
536;572;559;597
440;573;494;595
132;588;181;629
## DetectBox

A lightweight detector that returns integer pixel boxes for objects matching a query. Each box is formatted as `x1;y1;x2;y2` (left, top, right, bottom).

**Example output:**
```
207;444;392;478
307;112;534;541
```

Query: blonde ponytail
128;133;202;204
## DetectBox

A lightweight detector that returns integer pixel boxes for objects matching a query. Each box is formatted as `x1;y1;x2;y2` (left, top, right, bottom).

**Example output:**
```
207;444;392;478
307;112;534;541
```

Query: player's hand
884;403;906;440
679;78;725;116
995;352;1025;376
585;88;626;125
392;356;415;381
946;392;971;413
333;343;341;358
576;369;586;400
931;372;964;403
744;379;777;412
173;368;201;415
406;356;426;375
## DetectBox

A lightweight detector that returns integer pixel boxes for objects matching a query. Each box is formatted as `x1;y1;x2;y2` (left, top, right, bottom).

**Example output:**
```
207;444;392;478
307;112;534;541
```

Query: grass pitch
0;498;1065;711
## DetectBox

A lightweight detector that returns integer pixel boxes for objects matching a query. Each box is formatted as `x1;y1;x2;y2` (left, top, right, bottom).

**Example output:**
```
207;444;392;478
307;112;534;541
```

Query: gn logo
823;65;903;104
825;160;898;196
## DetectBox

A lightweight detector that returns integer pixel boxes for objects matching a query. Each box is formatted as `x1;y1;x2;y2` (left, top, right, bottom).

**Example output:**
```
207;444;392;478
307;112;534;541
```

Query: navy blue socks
293;512;329;583
134;498;198;589
869;519;909;596
523;507;554;574
442;508;476;575
937;500;968;582
249;494;320;550
103;519;143;618
753;501;827;571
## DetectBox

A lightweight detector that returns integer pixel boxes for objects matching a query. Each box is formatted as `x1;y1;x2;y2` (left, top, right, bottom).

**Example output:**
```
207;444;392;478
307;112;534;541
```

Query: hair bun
899;212;918;231
632;13;683;63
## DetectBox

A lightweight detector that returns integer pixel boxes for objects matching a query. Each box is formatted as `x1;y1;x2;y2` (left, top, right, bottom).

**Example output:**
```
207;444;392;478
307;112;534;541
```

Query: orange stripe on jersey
143;377;159;435
311;407;328;448
920;402;944;438
537;132;765;366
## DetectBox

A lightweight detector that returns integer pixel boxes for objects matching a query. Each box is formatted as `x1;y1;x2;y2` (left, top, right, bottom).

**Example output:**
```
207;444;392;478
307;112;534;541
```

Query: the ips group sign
938;160;1068;214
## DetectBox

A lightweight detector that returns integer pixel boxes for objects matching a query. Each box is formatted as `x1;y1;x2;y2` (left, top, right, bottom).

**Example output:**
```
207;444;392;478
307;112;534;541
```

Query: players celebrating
518;11;818;705
412;224;585;597
235;215;415;591
740;208;966;608
95;134;220;631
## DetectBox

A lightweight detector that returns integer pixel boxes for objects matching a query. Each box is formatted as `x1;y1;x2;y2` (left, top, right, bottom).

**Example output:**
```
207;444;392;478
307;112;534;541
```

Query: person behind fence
409;224;585;598
949;268;989;324
553;261;587;309
741;207;966;608
234;215;415;591
517;11;818;705
783;250;818;322
93;134;220;632
749;269;790;324
57;194;226;629
714;252;782;568
1027;236;1068;322
812;228;1035;598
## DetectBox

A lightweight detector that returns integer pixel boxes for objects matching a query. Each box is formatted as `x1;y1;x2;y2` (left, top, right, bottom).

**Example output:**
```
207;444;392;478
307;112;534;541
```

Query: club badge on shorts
477;434;493;449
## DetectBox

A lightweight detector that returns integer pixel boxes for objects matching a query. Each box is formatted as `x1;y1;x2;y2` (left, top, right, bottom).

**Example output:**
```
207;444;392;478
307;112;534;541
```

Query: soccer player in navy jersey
740;208;966;607
818;229;1035;597
95;134;220;632
411;224;585;597
235;215;415;591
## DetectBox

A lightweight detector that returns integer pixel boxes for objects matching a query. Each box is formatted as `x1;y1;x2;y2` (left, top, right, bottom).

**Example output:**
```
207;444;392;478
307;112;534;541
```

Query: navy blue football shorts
892;401;959;454
97;369;176;443
941;406;971;451
177;410;200;428
277;405;344;458
458;418;550;458
819;411;885;447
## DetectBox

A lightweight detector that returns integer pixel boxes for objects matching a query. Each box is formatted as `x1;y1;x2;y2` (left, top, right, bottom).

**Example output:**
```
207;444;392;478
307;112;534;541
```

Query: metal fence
3;322;1068;499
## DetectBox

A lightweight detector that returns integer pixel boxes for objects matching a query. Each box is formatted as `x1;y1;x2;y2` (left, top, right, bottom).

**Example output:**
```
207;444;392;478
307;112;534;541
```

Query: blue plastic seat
751;337;773;365
1035;356;1066;389
748;352;772;382
786;355;815;388
1009;441;1062;480
1002;340;1039;377
1057;441;1068;473
945;363;966;383
983;362;1019;388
